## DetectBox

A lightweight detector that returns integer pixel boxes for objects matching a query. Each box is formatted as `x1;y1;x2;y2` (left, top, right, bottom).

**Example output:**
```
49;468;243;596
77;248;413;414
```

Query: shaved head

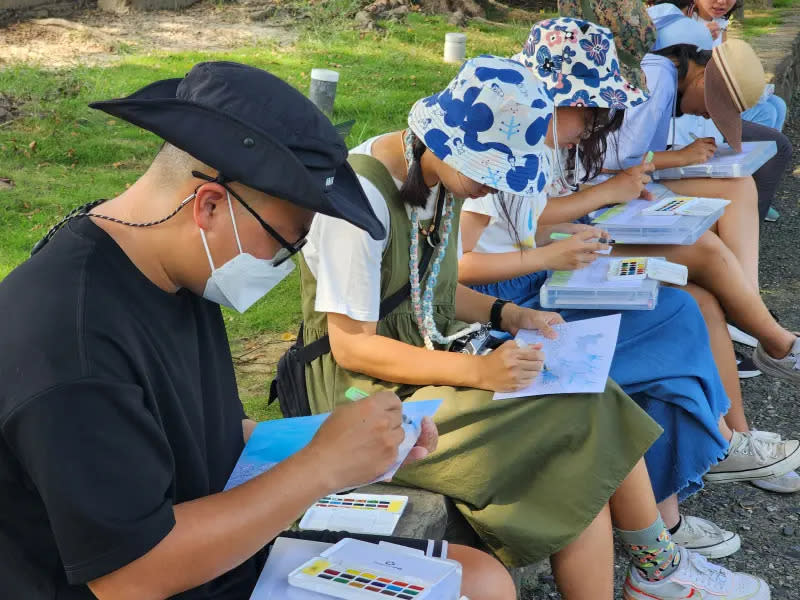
148;143;211;188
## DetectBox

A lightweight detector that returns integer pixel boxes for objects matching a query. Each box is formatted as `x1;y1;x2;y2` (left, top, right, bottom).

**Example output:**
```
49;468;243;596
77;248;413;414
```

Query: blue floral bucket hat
407;55;554;196
512;18;649;111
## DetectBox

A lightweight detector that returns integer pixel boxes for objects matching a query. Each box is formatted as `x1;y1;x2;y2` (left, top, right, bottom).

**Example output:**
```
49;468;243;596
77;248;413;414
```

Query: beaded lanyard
402;129;482;350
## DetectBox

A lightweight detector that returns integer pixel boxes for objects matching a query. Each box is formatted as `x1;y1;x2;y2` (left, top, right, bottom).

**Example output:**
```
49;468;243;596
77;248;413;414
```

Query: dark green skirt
389;380;662;567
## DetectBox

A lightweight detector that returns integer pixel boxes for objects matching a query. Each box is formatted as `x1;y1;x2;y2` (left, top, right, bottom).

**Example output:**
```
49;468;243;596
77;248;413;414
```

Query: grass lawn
0;12;537;419
735;0;800;39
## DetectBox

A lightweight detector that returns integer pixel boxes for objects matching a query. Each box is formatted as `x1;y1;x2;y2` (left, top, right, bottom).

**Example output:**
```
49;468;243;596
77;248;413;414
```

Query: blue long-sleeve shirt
604;54;678;170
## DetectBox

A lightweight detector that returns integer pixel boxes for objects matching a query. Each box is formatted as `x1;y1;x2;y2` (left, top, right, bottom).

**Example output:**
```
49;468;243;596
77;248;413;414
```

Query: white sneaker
705;431;800;483
752;337;800;385
624;547;770;600
752;470;800;493
670;515;741;558
727;324;758;348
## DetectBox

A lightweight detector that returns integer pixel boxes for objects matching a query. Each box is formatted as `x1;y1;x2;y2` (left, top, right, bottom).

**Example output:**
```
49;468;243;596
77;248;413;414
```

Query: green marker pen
645;151;654;163
346;387;412;424
550;231;615;244
345;387;369;401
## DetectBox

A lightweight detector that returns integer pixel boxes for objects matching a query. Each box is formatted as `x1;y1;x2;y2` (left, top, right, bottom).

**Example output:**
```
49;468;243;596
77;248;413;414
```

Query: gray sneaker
670;515;741;559
705;431;800;483
623;547;770;600
752;337;800;384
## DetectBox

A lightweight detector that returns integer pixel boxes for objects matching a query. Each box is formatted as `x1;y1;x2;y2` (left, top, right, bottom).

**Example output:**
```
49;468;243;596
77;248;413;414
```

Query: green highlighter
345;387;369;401
549;232;571;241
346;386;413;425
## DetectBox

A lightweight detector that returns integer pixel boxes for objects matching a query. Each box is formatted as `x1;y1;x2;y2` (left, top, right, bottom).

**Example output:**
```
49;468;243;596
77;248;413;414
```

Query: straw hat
706;39;766;151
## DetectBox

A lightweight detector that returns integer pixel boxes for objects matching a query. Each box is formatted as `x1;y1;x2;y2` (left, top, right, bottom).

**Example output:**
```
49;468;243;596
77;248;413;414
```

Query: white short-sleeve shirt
462;191;547;254
302;135;442;322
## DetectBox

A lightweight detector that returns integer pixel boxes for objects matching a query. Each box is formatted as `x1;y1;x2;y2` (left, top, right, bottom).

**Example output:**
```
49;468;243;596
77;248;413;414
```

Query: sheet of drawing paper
493;314;621;399
224;399;443;491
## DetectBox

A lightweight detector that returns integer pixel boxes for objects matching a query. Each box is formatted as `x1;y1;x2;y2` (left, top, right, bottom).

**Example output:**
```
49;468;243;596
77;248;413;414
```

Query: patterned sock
617;516;682;582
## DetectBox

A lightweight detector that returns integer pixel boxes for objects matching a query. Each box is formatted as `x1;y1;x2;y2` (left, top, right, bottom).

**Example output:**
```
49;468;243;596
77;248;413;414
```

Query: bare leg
551;504;614;600
448;545;517;600
681;283;750;433
609;459;660;531
664;176;759;290
657;495;680;530
613;232;795;359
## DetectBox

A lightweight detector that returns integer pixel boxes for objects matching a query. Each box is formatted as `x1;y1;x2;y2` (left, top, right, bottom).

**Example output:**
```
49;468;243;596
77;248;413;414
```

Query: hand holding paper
224;397;443;493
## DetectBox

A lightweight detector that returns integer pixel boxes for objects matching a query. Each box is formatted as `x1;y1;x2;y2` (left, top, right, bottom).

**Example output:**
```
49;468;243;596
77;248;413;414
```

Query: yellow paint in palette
302;559;331;576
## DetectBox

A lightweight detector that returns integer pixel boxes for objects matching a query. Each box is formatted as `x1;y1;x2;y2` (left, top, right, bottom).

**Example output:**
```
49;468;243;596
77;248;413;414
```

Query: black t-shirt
0;217;260;599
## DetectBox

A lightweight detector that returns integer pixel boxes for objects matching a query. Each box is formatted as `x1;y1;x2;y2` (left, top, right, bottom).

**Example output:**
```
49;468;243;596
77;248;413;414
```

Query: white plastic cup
443;32;467;64
309;69;340;116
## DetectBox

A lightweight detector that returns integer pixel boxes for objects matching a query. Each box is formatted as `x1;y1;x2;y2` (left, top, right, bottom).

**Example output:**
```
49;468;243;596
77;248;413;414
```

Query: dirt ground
0;0;299;68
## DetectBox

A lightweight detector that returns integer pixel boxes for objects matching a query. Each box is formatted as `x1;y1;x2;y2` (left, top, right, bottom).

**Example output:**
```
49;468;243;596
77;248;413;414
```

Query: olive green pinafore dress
299;153;661;567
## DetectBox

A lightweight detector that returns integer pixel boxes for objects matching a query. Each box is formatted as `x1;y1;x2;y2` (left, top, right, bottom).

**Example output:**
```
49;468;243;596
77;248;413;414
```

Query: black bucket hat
90;61;385;240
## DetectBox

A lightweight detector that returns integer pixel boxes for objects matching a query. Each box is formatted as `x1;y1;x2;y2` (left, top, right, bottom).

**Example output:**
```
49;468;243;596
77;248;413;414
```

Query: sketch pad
493;314;621;399
652;141;777;179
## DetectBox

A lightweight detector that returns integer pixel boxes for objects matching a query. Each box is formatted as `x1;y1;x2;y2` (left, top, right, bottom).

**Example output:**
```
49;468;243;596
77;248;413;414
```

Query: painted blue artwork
224;399;443;491
224;412;329;491
494;314;621;399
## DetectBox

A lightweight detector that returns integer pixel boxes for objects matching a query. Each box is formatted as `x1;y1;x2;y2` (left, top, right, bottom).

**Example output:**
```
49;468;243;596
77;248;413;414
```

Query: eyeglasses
192;171;307;267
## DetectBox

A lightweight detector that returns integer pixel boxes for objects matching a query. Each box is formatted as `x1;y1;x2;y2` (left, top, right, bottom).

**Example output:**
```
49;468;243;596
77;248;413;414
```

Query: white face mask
199;191;295;313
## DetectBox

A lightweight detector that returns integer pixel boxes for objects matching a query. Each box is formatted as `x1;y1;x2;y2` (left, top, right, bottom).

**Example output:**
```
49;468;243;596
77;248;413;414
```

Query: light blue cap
647;4;714;51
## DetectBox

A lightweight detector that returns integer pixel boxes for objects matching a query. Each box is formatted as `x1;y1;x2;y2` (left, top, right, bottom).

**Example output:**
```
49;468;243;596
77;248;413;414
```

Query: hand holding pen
544;229;612;270
682;133;717;165
616;150;655;201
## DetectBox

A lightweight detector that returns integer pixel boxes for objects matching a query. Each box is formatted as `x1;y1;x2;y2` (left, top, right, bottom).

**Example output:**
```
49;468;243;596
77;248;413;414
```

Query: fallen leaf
793;165;800;178
112;161;123;168
280;332;297;342
107;119;116;126
28;140;37;151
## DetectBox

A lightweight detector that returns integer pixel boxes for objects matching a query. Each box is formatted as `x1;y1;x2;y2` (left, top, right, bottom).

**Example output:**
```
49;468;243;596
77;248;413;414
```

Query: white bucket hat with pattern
407;55;554;196
512;17;649;111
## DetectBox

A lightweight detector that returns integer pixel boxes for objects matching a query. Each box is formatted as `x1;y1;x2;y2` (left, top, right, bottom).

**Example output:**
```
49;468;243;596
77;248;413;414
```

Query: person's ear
193;182;229;231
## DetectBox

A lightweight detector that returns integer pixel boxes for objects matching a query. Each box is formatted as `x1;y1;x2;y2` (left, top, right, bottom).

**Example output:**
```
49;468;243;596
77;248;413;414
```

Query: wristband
489;298;510;331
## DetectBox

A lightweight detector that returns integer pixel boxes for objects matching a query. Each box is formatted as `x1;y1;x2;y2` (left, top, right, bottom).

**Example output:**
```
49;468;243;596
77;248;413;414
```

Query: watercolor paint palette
288;538;462;600
299;494;409;536
540;256;661;311
640;196;730;217
608;258;648;280
296;560;426;598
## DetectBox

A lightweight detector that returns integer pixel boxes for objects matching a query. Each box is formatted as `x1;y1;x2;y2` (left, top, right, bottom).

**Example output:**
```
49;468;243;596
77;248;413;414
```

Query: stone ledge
360;483;548;595
773;24;800;108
